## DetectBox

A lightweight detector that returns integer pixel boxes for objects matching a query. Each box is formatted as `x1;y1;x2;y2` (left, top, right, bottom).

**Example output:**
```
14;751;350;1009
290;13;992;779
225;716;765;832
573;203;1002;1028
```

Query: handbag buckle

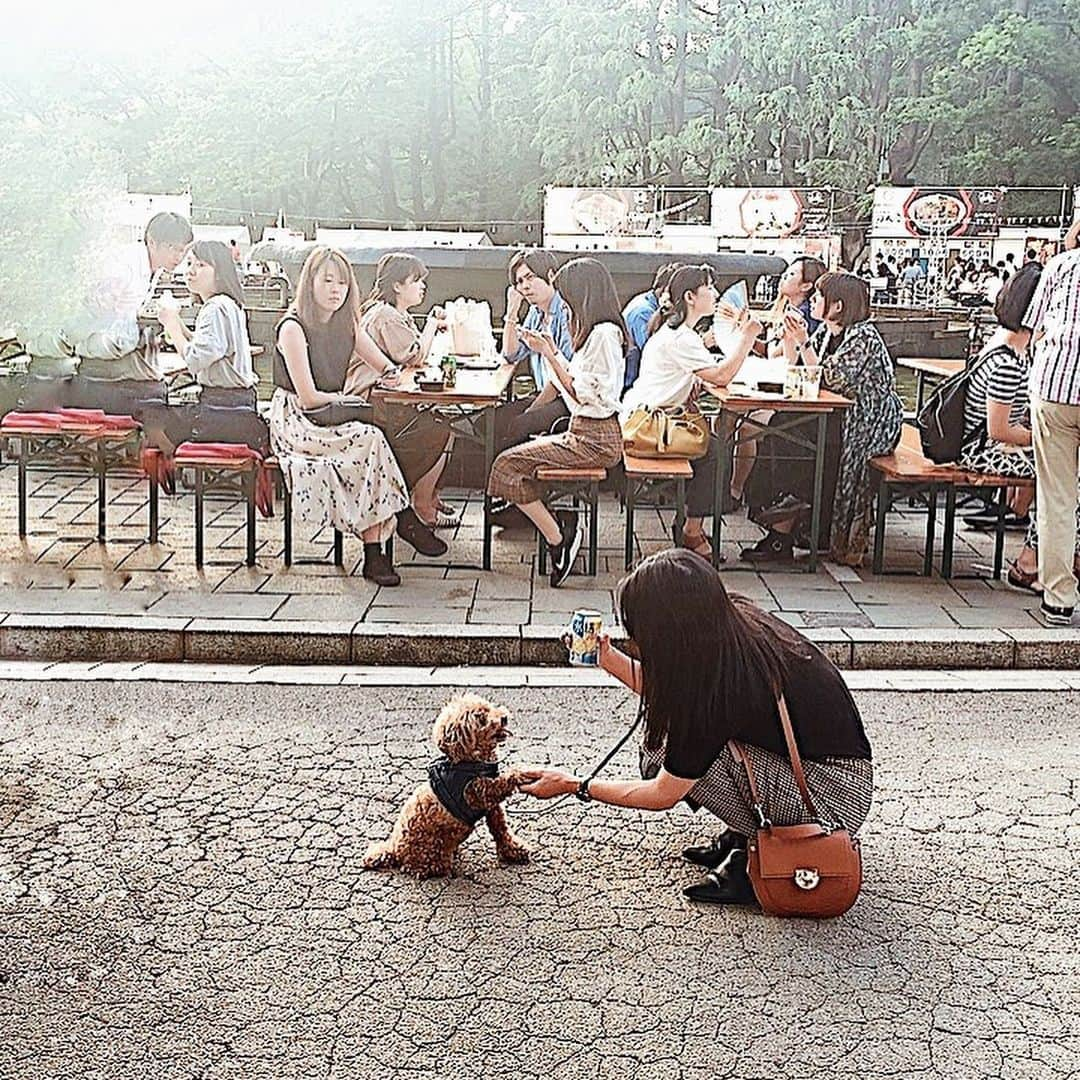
794;868;820;890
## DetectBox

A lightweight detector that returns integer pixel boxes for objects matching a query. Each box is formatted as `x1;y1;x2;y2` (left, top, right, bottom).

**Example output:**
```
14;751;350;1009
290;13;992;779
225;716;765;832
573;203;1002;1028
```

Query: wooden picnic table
708;384;854;573
896;356;965;412
372;362;517;571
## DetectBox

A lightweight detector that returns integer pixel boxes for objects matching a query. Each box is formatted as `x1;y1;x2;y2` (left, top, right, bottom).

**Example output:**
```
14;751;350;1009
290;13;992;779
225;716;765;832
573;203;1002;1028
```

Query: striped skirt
640;739;873;837
486;414;624;505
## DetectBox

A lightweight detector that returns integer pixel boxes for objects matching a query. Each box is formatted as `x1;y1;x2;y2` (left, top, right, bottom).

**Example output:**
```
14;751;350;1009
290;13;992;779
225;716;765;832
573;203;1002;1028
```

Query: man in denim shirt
502;249;573;389
491;250;574;526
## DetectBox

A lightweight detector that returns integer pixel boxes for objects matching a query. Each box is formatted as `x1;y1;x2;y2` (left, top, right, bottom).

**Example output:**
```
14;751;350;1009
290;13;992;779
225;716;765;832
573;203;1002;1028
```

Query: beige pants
1031;397;1080;610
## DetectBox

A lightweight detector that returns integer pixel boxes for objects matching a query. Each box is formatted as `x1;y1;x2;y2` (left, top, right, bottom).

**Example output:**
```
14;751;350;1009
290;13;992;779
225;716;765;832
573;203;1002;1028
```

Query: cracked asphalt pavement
0;680;1077;1080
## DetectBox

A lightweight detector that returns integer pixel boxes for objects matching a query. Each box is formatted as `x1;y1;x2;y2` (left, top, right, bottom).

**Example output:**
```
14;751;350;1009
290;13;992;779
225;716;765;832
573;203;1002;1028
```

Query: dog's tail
361;841;400;870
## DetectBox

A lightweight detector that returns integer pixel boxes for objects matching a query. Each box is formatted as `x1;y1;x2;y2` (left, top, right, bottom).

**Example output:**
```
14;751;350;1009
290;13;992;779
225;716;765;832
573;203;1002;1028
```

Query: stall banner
543;187;660;239
872;187;1005;238
711;188;831;237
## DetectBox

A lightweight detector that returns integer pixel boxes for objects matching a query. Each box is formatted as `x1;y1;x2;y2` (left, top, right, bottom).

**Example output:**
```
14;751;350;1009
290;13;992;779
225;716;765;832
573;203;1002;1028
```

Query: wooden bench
870;424;1033;578
535;465;606;577
0;412;149;543
623;453;694;570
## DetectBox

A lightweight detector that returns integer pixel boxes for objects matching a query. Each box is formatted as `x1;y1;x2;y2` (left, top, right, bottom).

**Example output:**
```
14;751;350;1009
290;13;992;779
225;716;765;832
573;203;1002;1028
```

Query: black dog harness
428;758;499;826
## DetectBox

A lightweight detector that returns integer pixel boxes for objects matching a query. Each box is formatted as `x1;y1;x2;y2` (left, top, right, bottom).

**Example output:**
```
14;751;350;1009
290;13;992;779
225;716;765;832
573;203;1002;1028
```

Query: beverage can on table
440;354;457;388
568;609;603;666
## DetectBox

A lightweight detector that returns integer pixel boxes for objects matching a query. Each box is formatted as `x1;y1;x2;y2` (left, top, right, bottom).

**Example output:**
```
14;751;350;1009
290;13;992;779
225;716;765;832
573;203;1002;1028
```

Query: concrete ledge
185;619;354;664
1005;627;1080;669
846;628;1014;669
0;614;188;662
2;615;1080;669
352;623;520;666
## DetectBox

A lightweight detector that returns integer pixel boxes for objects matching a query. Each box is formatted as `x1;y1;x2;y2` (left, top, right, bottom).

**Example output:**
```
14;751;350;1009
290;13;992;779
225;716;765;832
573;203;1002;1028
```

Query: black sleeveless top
273;313;352;394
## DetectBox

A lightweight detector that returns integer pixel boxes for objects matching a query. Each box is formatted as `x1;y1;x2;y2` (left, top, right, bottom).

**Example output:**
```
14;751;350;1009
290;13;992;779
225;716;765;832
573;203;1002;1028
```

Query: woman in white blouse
487;257;627;587
155;240;266;453
621;264;760;559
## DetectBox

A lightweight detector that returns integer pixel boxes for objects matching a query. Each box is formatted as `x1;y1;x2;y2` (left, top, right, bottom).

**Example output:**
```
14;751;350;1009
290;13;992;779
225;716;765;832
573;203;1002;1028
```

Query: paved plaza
0;669;1077;1079
0;461;1059;639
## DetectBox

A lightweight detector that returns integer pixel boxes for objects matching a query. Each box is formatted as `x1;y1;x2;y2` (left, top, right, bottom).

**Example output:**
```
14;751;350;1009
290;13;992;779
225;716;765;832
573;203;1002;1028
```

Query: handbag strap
728;693;819;827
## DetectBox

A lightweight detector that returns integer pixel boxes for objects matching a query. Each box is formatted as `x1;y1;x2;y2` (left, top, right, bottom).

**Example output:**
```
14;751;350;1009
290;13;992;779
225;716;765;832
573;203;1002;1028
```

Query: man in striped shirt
1024;247;1080;624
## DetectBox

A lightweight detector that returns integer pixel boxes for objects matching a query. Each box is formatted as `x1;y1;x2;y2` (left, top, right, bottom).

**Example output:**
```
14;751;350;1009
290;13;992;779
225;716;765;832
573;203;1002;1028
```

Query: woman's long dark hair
617;549;812;753
645;264;714;339
189;240;246;309
551;257;629;352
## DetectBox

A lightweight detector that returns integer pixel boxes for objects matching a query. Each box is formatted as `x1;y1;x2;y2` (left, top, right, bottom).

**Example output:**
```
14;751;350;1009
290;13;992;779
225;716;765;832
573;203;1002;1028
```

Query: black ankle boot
682;829;747;869
682;848;758;906
362;543;401;587
740;529;795;564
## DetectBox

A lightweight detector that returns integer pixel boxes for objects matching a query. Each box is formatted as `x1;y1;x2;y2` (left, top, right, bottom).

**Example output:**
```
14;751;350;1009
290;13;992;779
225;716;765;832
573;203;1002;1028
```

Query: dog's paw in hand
510;769;542;789
497;841;531;864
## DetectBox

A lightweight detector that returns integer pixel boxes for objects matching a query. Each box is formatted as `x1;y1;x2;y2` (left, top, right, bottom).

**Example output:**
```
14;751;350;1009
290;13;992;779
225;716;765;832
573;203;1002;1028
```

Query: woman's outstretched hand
518;769;577;799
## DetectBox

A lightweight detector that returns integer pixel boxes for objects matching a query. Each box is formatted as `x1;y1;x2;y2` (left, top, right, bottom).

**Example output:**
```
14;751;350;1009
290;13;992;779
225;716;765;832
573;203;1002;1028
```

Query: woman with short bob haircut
520;549;873;906
356;251;456;528
744;270;902;566
487;257;628;587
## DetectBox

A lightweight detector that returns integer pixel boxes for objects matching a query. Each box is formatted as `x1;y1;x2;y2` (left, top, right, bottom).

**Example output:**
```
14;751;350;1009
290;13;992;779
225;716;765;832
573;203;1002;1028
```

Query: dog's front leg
466;775;530;864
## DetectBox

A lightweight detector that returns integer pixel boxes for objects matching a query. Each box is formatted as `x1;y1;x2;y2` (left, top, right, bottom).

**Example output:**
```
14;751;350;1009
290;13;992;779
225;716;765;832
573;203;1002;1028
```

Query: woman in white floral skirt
270;247;413;586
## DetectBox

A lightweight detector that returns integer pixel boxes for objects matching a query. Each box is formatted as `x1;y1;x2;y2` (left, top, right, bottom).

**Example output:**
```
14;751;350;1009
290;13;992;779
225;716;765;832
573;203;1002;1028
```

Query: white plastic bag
446;298;495;357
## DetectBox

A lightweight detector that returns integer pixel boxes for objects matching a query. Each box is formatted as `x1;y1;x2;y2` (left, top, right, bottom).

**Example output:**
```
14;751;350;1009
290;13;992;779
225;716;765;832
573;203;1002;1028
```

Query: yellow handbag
622;406;710;460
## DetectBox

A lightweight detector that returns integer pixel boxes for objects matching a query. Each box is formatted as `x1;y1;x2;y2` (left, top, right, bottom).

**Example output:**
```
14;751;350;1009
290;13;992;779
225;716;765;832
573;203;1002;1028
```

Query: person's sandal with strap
1006;560;1041;595
673;522;721;563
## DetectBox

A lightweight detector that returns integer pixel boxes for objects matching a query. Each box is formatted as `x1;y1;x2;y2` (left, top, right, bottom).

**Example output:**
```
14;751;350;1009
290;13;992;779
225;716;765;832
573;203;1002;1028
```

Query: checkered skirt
640;739;873;837
486;414;623;505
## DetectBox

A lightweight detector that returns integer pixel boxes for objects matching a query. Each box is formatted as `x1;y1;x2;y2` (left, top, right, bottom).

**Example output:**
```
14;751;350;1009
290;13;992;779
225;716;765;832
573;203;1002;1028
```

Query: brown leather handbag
729;696;862;918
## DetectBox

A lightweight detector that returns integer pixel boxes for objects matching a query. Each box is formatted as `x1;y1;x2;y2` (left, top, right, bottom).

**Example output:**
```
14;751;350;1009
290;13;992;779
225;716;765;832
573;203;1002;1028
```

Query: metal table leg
808;413;827;573
194;468;205;569
624;478;636;570
712;426;729;570
923;484;938;577
245;470;257;567
872;480;889;575
482;407;494;571
283;486;293;567
941;485;957;579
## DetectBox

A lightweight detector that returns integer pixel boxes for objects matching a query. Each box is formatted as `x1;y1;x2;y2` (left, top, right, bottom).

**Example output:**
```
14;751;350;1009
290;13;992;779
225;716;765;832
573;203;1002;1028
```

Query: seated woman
357;252;456;528
154;240;267;456
519;549;873;907
487;257;627;587
743;271;903;567
957;264;1080;592
620;264;760;560
270;246;435;587
729;256;826;507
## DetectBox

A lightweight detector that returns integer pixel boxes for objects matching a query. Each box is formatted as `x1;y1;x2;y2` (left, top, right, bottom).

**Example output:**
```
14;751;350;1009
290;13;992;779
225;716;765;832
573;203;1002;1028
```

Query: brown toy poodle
362;693;531;878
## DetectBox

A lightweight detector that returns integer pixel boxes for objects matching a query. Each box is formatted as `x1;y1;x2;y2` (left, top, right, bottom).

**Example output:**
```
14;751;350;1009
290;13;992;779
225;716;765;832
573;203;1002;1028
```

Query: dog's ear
433;696;478;760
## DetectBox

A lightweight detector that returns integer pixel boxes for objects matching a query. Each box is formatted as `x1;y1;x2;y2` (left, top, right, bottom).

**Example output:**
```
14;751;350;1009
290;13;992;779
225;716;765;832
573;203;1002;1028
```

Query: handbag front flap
754;824;859;880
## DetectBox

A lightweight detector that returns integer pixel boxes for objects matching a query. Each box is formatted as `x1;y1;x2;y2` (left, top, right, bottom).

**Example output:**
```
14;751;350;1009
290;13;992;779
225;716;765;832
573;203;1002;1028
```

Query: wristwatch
575;778;592;803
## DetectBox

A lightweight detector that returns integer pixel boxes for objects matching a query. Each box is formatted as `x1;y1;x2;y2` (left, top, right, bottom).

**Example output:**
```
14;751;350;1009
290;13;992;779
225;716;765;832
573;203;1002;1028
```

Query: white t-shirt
183;294;256;389
620;323;713;418
552;322;625;419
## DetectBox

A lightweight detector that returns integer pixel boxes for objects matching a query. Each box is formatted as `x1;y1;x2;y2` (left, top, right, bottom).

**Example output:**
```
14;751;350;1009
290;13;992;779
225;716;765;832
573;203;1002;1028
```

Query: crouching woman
519;549;874;905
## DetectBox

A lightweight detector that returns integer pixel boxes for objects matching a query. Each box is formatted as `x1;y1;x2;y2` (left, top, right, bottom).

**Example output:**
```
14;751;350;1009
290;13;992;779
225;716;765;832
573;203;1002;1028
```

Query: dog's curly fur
362;693;530;878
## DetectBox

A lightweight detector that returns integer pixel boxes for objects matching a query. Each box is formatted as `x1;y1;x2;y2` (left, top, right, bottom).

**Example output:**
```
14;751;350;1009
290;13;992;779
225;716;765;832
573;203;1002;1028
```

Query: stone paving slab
0;464;1069;665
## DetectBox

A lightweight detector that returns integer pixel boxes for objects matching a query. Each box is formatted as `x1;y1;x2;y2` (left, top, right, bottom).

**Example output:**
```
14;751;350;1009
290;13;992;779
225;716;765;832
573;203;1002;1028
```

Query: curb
2;615;1080;669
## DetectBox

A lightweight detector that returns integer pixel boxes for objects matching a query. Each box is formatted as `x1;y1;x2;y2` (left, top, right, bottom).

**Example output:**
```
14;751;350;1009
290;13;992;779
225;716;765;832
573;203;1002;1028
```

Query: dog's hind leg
361;840;400;870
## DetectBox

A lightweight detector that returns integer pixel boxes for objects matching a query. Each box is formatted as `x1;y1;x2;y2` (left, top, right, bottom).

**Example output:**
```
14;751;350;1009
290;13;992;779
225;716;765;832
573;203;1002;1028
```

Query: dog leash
510;710;644;817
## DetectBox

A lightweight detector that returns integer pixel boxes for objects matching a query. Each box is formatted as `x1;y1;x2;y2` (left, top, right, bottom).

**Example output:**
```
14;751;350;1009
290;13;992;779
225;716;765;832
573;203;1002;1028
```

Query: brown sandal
679;528;715;561
1006;561;1041;595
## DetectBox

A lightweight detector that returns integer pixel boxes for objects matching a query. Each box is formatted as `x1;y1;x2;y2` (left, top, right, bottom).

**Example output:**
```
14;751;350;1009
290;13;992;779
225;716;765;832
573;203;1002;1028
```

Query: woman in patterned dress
270;247;413;586
519;549;873;907
743;271;903;567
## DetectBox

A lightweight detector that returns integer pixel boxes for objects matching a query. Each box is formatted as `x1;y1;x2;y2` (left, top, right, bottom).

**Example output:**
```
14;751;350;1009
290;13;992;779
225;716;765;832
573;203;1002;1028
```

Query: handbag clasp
794;868;820;890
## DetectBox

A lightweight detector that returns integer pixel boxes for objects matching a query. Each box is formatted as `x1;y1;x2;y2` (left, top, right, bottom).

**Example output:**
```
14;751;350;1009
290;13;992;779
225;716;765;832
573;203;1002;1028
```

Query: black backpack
916;355;990;464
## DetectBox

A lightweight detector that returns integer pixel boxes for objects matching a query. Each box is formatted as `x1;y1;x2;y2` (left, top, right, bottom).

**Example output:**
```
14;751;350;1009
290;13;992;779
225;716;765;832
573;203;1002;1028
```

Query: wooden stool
623;454;693;570
173;444;261;568
534;466;606;577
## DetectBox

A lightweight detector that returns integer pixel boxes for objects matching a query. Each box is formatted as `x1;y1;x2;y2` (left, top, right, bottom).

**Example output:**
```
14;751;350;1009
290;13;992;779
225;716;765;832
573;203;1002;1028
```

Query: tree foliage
0;0;1077;335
